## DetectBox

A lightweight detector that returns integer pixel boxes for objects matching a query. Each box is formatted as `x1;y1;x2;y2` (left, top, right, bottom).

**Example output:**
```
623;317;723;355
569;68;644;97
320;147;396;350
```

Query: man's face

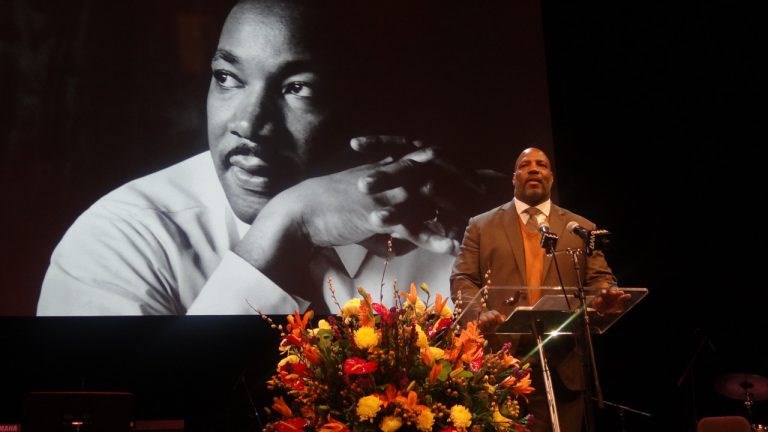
207;1;336;223
511;148;553;206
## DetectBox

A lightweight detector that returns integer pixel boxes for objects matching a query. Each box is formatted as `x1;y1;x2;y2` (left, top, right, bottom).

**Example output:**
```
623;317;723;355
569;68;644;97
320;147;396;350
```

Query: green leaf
438;360;452;381
316;328;334;349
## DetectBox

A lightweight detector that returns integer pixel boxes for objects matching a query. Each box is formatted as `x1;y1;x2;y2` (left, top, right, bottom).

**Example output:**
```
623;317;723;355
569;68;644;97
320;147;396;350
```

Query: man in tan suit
451;147;625;432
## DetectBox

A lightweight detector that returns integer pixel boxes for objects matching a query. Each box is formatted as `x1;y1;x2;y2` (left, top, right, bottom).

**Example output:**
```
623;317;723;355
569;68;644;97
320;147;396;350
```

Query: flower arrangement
260;283;535;432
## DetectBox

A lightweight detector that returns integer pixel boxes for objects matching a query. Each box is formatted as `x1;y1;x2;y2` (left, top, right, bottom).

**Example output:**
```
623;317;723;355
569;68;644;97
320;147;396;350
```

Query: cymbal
715;373;768;401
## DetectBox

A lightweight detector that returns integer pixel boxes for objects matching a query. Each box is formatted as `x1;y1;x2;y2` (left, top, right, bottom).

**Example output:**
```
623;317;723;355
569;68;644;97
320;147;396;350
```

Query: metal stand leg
532;323;560;432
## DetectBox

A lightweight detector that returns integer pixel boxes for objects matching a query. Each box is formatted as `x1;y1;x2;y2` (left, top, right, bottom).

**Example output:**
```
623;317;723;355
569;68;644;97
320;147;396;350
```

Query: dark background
1;0;767;431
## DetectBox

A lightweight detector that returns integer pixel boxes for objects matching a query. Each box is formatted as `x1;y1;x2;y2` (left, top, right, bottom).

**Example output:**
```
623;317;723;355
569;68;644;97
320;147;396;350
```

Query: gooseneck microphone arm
566;221;611;256
538;221;571;310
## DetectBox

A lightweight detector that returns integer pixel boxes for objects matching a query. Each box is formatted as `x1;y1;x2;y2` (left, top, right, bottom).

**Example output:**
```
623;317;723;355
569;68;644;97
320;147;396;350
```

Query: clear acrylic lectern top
460;286;647;335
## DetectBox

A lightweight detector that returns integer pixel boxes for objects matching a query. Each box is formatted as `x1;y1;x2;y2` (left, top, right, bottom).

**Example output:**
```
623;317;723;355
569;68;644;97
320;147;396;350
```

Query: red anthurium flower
428;317;452;338
290;362;311;377
278;371;305;391
273;417;308;432
371;303;391;323
343;357;378;375
438;428;458;432
286;334;304;347
319;415;349;432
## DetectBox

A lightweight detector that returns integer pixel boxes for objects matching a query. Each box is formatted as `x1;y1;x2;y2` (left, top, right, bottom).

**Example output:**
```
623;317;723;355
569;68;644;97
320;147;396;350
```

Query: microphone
538;221;558;252
566;221;611;256
566;221;590;242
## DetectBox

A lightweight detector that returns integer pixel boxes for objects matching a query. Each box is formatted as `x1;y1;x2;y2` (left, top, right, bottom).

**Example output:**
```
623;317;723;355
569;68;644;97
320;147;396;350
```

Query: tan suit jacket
450;200;617;391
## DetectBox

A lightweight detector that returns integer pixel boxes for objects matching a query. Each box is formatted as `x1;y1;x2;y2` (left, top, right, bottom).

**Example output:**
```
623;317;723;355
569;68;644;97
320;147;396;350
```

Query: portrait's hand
351;135;507;256
280;162;407;248
591;287;631;315
235;157;451;289
234;135;505;289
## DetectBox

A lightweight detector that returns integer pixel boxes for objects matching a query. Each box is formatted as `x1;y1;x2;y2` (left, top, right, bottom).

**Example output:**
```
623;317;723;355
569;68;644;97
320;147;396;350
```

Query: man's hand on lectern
477;310;506;333
591;286;631;315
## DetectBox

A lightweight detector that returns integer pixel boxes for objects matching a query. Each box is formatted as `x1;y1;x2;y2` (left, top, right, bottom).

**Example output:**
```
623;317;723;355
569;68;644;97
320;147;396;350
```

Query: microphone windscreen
565;220;580;234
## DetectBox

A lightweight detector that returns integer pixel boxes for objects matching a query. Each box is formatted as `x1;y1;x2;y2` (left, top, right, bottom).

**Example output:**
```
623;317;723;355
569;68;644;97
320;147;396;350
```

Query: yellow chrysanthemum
379;415;403;432
356;395;383;421
492;408;512;426
416;409;435;432
341;298;361;319
277;354;299;368
414;325;428;348
449;405;472;429
354;326;379;349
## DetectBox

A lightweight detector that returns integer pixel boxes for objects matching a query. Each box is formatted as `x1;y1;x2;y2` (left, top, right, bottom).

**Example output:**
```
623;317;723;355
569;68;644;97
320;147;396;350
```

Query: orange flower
498;351;520;369
430;293;452;318
511;374;535;398
380;383;399;407
445;321;485;369
420;347;434;366
286;310;313;333
271;396;292;417
428;362;443;384
302;343;322;364
395;390;429;414
400;283;419;305
356;288;375;327
500;373;535;399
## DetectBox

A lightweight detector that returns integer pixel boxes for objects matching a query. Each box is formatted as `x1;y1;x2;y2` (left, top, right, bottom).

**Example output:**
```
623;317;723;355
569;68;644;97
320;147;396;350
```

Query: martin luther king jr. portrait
1;0;555;316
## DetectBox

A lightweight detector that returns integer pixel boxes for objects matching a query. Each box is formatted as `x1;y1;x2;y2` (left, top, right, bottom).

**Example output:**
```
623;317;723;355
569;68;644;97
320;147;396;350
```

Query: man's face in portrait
206;0;338;224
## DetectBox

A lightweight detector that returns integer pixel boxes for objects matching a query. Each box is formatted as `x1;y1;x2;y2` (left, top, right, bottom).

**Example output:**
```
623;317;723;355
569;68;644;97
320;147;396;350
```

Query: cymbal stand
592;398;652;432
744;392;755;425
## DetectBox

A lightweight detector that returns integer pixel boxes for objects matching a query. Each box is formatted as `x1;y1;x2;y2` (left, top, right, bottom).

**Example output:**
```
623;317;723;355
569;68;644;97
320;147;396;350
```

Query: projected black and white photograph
1;0;764;431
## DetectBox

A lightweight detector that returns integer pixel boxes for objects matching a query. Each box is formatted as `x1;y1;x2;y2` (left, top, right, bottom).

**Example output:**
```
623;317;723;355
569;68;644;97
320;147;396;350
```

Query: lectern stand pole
532;323;561;432
567;249;603;432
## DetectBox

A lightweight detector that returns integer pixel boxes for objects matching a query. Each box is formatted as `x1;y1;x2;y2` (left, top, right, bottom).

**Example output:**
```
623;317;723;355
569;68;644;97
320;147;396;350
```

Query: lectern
461;286;647;432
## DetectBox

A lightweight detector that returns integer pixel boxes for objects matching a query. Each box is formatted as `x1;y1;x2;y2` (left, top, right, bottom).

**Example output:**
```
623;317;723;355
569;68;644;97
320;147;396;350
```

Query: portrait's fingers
350;135;422;160
413;229;459;256
368;199;438;231
362;147;489;209
367;186;410;209
357;147;436;194
390;229;458;256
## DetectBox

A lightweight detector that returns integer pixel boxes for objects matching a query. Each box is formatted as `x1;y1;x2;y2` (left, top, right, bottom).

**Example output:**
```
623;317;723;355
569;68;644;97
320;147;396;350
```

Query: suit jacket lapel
543;205;567;285
500;201;527;280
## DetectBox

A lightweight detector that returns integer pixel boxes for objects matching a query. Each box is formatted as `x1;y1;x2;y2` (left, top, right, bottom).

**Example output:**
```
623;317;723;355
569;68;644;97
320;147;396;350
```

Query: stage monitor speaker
22;391;134;432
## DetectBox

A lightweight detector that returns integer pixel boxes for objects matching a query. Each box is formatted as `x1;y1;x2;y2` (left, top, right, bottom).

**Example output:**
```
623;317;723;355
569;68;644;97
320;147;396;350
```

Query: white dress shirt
513;198;551;226
38;152;455;316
